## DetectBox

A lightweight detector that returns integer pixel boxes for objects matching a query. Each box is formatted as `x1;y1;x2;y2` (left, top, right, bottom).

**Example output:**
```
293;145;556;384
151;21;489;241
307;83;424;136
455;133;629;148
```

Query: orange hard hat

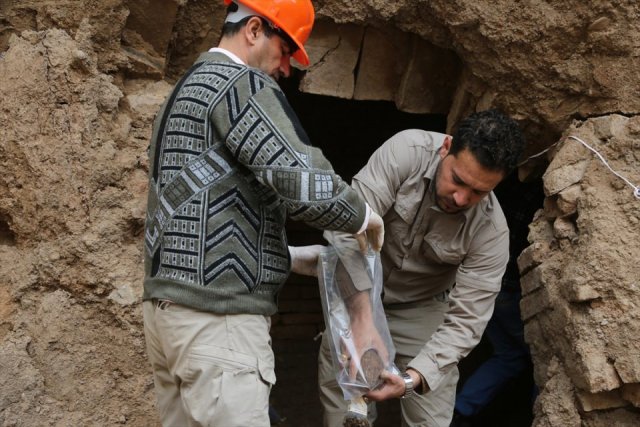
223;0;315;66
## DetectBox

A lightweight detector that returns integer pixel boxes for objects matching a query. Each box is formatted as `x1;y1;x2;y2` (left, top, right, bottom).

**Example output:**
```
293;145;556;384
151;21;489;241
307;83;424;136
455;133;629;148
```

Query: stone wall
519;116;640;426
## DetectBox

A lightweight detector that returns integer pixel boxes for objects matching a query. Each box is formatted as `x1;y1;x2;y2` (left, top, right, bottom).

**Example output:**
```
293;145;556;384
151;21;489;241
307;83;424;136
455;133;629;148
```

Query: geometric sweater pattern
143;52;366;315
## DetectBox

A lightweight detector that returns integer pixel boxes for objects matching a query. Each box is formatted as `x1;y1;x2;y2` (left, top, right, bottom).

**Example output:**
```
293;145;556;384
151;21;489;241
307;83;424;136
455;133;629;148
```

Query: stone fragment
300;21;363;99
445;68;482;134
576;389;626;412
557;184;582;216
520;265;547;295
121;29;165;79
543;196;563;220
108;284;138;306
528;210;555;244
622;383;640;407
122;46;164;79
361;348;384;387
572;343;623;392
125;80;173;121
354;26;411;102
553;217;578;240
523;319;550;384
588;17;612;32
628;116;640;136
395;37;460;114
565;284;600;303
590;114;629;141
614;355;640;384
517;241;551;275
124;0;180;56
520;289;552;321
543;159;589;196
534;358;581;427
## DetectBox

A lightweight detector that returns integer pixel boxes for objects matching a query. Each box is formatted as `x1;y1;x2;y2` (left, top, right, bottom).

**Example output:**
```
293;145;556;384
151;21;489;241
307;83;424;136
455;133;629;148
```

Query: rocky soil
0;0;638;426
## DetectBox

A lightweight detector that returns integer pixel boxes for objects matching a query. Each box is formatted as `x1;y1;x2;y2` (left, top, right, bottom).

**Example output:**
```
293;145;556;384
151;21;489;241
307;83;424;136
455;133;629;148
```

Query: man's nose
453;189;471;207
280;57;291;78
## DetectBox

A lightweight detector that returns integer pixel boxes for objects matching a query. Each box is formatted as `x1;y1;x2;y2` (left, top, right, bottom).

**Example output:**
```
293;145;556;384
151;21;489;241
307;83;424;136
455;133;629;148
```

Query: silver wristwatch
401;372;415;399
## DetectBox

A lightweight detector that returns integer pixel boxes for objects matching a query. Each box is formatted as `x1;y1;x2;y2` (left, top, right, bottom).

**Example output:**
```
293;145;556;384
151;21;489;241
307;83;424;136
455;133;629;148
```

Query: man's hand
354;210;384;253
363;371;405;401
288;244;325;277
365;369;426;402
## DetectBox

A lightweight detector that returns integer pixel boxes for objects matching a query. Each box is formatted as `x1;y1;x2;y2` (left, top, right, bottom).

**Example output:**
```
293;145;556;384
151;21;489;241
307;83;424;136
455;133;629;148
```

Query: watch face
402;372;414;397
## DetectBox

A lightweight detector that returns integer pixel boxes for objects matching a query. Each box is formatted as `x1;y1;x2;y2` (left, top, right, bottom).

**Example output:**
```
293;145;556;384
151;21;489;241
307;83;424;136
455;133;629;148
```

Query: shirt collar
422;134;447;182
208;47;245;65
424;142;444;202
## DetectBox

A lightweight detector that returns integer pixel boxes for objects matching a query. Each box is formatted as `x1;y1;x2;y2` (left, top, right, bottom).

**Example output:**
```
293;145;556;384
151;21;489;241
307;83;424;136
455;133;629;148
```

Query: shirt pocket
422;231;465;265
393;183;423;225
386;208;413;246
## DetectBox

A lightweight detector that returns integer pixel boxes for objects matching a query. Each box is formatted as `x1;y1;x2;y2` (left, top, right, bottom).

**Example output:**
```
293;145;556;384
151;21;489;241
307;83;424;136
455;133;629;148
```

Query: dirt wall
0;1;639;426
520;116;640;426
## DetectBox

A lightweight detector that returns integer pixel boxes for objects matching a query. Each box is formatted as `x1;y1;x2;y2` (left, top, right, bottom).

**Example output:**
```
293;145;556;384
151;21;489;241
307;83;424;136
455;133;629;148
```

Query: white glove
288;244;325;276
354;210;384;253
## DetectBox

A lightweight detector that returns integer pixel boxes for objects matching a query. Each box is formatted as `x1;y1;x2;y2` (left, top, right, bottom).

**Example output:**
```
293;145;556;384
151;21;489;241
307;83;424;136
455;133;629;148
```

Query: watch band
401;372;415;399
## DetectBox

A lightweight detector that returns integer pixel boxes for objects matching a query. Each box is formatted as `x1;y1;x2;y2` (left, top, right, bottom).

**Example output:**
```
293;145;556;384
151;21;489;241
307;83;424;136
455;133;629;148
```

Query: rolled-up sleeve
407;222;509;390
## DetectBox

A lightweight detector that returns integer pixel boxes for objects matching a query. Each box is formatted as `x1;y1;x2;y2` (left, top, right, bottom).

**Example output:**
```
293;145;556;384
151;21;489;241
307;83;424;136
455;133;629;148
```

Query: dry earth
0;0;639;426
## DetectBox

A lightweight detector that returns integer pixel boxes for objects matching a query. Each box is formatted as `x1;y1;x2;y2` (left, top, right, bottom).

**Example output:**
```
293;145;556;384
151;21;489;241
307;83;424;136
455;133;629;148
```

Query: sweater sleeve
216;77;367;234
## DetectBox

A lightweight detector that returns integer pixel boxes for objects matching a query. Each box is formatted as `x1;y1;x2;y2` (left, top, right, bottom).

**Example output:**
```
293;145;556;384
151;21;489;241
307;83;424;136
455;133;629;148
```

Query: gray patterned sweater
143;52;366;315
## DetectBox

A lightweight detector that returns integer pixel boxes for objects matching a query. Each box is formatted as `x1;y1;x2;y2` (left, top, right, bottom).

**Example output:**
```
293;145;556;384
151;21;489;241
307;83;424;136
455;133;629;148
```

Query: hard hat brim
292;45;310;67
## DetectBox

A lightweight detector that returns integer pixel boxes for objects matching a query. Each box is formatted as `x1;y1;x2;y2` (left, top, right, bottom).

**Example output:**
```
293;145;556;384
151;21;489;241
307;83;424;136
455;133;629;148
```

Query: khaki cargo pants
318;298;458;427
143;300;275;427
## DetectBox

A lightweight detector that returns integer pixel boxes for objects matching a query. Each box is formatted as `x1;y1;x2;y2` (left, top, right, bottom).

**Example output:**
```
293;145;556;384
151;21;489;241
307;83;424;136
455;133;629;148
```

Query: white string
517;144;555;165
568;136;640;200
517;140;561;167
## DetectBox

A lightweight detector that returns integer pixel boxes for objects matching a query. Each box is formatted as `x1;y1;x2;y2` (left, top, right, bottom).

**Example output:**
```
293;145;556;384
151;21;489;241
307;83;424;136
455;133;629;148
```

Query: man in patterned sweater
141;1;384;426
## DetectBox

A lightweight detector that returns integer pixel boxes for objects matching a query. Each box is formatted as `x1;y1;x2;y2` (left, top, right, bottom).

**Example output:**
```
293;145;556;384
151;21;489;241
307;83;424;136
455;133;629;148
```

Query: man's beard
433;163;464;214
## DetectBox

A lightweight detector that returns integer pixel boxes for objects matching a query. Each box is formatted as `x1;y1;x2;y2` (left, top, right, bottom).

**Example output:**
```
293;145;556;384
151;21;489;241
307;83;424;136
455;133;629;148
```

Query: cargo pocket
257;355;276;386
181;345;273;426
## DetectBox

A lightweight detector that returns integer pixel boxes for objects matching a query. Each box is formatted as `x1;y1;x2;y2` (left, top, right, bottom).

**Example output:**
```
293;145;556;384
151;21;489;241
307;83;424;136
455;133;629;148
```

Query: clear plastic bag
317;245;399;400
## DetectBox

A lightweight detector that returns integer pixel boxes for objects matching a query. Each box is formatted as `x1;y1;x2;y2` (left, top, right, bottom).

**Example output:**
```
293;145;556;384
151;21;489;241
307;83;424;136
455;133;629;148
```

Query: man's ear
439;135;452;159
244;16;263;45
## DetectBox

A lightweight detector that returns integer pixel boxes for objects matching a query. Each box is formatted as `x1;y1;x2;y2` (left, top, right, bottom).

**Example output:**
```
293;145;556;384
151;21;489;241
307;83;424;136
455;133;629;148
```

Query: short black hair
221;4;298;55
449;109;525;175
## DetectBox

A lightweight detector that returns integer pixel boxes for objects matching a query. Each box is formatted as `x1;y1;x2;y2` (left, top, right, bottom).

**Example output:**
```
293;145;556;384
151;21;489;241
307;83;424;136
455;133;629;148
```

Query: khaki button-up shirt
326;129;509;390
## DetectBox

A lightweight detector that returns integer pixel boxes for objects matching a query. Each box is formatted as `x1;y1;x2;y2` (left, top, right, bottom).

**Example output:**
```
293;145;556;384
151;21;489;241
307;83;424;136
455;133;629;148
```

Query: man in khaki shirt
290;109;525;426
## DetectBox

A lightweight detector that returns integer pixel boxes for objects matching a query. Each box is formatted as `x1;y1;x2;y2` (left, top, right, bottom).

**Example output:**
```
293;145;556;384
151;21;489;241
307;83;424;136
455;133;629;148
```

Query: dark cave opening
0;215;16;246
